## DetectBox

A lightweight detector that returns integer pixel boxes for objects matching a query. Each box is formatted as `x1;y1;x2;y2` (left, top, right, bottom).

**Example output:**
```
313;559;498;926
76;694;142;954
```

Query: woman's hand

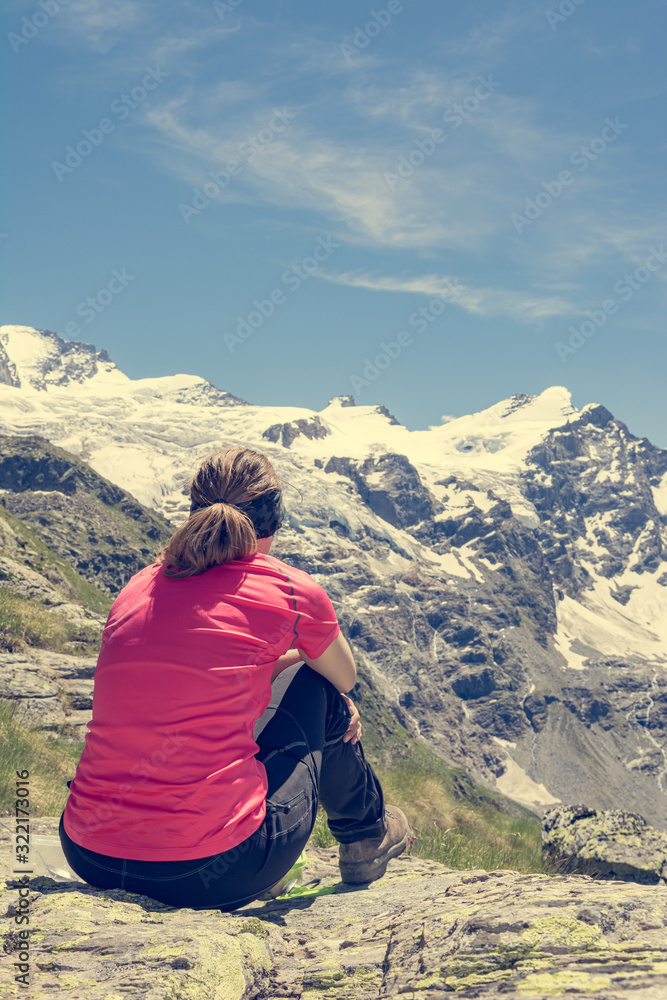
341;694;362;745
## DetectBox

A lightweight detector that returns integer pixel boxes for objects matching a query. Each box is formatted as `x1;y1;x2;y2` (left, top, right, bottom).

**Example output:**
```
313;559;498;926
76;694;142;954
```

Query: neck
256;536;273;555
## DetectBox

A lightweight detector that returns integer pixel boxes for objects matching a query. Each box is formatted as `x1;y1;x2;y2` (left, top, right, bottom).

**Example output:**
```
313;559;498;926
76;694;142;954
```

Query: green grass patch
0;587;102;656
88;492;169;551
375;762;542;872
0;698;85;816
310;806;337;849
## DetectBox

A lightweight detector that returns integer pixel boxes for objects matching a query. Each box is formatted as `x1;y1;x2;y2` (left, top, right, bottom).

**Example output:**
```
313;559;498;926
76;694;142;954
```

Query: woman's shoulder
254;552;322;589
257;553;334;606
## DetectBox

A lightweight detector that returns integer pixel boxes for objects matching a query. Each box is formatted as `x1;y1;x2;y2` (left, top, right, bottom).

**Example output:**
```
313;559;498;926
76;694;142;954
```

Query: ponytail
158;447;285;578
160;503;257;578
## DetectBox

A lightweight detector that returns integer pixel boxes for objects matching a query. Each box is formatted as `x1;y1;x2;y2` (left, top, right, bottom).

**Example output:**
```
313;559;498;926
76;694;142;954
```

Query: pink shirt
63;553;340;861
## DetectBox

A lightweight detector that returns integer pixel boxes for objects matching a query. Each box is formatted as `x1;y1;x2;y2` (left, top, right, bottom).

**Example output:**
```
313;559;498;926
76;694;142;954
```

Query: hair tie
190;489;285;538
214;498;242;509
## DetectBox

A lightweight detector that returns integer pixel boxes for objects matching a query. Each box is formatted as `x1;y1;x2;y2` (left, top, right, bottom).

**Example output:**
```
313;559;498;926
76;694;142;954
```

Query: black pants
59;664;385;911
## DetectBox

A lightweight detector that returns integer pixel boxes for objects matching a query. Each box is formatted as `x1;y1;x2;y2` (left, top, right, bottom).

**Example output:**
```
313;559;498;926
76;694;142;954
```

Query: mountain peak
497;386;574;420
0;325;126;392
328;394;356;408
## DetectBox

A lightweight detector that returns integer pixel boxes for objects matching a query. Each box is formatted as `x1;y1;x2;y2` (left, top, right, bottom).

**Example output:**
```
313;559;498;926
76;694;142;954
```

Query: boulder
542;804;667;884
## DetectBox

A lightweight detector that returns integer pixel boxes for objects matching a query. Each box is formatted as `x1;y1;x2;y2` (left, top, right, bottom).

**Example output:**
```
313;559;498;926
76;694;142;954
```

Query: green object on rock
258;849;309;900
276;883;337;900
258;850;339;900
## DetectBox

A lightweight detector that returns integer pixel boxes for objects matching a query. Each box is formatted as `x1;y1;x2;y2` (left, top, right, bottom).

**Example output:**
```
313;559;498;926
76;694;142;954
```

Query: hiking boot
338;805;410;884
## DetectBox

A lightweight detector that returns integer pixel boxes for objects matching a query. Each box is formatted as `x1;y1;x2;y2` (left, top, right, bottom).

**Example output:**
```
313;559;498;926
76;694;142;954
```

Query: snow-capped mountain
1;324;665;824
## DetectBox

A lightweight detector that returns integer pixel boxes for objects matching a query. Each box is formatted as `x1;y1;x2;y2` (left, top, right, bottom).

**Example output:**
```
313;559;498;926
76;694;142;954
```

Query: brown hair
159;447;282;578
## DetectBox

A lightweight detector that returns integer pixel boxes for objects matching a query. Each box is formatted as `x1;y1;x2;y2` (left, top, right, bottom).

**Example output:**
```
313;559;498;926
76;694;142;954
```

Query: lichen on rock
3;822;667;999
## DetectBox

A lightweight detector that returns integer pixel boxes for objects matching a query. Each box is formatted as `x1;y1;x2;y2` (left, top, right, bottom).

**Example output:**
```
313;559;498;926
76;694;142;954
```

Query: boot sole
339;832;410;884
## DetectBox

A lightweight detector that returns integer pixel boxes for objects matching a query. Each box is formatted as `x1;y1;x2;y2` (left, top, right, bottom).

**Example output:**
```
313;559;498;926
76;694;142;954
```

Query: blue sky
2;0;666;444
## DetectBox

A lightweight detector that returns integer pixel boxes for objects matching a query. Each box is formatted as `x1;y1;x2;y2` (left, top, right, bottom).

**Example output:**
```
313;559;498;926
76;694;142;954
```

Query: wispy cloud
142;97;496;249
62;0;146;53
279;36;381;77
143;44;644;267
438;7;541;60
320;271;577;322
48;1;237;71
59;8;659;319
532;217;667;284
148;23;243;65
140;64;561;254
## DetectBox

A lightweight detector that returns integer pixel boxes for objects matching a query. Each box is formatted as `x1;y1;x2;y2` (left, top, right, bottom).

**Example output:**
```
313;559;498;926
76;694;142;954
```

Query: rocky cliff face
271;422;667;827
522;404;667;593
0;326;666;827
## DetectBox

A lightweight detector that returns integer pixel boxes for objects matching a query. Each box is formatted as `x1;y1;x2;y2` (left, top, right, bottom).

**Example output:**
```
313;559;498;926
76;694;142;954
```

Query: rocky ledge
0;650;97;743
2;818;667;999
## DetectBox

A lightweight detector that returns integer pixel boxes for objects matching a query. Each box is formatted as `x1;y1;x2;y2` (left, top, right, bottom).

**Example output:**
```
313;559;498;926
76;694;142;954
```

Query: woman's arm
272;634;361;743
297;631;356;694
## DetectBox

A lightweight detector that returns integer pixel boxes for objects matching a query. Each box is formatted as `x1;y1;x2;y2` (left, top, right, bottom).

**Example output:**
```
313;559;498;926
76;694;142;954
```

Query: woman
59;446;409;910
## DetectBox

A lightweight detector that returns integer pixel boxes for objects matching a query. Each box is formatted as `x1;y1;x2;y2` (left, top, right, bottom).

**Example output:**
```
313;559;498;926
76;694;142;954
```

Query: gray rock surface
0;649;96;742
263;415;329;448
2;818;667;999
542;804;667;884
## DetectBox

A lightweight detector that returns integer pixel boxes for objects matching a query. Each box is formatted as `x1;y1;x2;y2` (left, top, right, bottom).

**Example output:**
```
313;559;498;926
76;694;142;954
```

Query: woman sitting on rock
59;446;409;910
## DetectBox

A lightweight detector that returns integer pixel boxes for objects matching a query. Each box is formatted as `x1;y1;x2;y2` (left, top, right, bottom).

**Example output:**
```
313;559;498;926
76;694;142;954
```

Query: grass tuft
307;765;543;874
373;762;543;872
0;587;102;656
0;698;85;816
